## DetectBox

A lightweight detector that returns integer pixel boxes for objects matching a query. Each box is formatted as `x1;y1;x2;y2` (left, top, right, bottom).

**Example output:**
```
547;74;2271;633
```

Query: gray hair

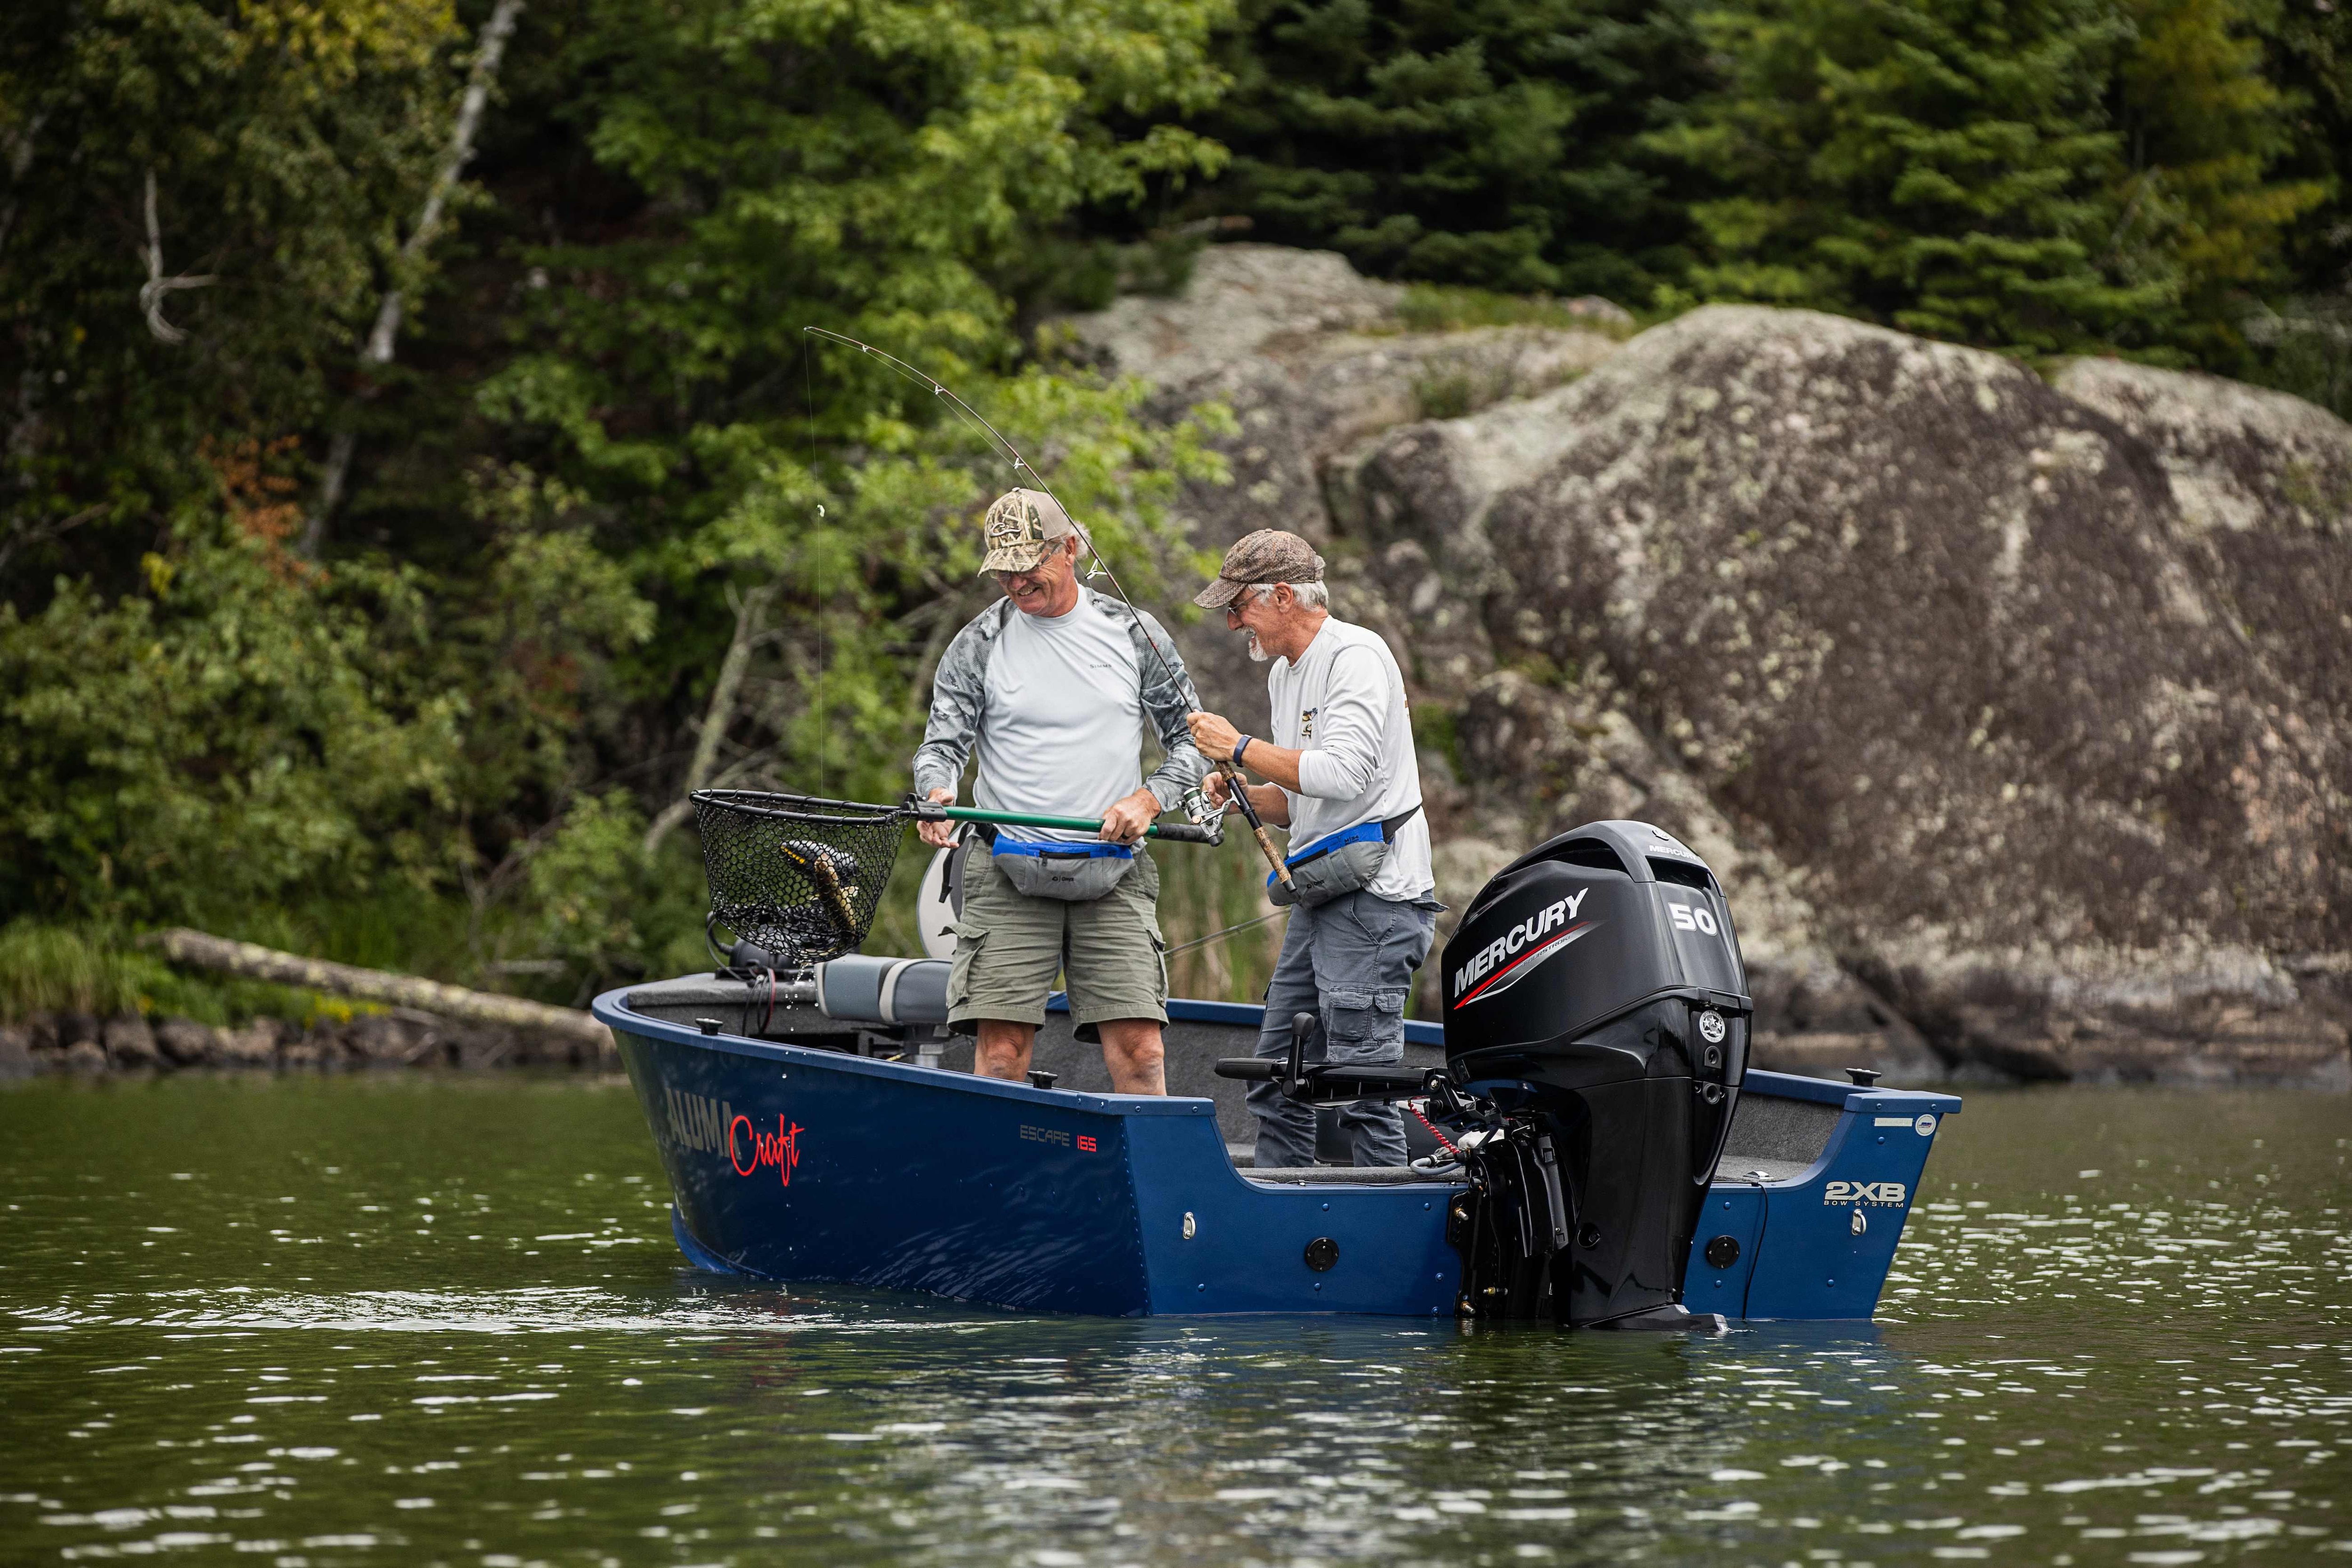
1249;580;1328;610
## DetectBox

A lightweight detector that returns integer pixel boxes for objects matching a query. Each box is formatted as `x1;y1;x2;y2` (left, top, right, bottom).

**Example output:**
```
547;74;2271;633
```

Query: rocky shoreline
9;249;2343;1092
0;1009;612;1078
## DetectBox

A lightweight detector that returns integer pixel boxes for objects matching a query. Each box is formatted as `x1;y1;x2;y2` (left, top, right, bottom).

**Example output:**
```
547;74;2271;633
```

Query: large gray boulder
1339;305;2349;1082
1064;244;1405;387
2052;357;2352;749
103;1013;160;1069
153;1017;220;1066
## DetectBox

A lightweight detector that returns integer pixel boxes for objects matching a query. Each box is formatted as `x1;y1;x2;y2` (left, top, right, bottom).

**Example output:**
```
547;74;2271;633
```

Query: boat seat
1242;1164;1464;1186
1711;1095;1841;1186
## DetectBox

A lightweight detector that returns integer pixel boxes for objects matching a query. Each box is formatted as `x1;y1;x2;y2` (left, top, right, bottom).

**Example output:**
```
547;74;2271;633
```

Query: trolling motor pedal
1284;1010;1313;1098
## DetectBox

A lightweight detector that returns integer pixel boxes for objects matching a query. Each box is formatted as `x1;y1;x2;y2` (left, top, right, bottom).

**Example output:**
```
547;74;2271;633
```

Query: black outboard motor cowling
1441;821;1749;1326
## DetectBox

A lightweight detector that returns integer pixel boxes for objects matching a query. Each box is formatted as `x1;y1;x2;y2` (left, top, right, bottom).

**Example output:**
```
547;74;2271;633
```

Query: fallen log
140;928;612;1049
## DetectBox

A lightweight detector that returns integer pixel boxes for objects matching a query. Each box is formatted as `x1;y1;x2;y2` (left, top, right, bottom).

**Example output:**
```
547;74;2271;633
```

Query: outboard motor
1439;821;1748;1328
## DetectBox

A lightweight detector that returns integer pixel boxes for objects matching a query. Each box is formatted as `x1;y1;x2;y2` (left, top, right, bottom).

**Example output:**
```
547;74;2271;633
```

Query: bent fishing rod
803;325;1295;894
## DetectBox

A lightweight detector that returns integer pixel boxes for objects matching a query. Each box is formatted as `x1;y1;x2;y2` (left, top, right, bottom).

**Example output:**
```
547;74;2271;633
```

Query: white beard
1245;631;1270;663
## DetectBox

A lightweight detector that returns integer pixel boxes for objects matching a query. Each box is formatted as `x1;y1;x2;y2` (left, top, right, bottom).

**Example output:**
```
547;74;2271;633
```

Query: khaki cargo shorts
946;846;1168;1043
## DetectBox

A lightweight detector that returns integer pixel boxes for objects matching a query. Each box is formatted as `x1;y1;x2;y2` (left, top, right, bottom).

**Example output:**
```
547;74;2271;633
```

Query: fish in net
690;792;909;968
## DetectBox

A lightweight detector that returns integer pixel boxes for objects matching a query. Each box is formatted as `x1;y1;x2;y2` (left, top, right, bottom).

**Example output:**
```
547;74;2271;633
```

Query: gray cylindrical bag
1268;837;1390;908
993;847;1136;902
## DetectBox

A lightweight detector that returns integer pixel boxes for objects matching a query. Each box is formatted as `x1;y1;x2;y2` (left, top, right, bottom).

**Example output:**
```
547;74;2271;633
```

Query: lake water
1;1075;2345;1566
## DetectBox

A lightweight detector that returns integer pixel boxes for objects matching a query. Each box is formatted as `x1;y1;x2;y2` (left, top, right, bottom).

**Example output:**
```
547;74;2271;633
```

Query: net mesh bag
690;791;908;967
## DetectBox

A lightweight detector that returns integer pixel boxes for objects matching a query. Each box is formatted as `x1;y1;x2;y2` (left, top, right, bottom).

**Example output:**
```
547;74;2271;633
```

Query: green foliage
1191;0;1711;300
519;791;710;998
2245;296;2352;416
1159;841;1284;1004
0;0;1240;1003
0;0;464;582
1659;0;2321;356
0;518;465;927
0;919;343;1027
0;921;155;1019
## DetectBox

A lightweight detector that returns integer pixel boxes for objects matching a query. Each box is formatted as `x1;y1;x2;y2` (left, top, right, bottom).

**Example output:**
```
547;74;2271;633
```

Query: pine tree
1659;0;2165;352
2254;0;2352;296
2244;0;2352;411
2107;0;2327;359
1192;0;1712;301
1662;0;2322;357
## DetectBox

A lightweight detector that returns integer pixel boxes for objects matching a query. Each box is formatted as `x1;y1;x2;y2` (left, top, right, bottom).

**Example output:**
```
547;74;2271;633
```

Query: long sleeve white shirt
1263;617;1434;902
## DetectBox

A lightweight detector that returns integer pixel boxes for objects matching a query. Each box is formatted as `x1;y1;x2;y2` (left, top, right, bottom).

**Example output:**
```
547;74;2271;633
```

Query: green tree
466;0;1238;822
0;0;465;588
1659;0;2165;351
0;511;466;928
1661;0;2318;356
2244;0;2352;412
2259;0;2352;293
1184;0;1709;300
0;0;1240;1003
2109;0;2328;358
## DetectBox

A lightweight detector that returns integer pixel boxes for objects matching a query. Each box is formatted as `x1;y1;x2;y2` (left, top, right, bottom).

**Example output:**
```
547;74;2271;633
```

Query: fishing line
1161;908;1284;958
803;334;825;797
801;327;1177;696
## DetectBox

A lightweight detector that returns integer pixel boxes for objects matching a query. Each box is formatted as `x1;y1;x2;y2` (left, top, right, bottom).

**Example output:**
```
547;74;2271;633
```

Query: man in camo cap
910;488;1206;1094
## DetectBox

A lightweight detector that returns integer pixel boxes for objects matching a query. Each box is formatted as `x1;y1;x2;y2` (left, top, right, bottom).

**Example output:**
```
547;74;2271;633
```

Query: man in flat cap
1185;530;1438;1167
911;488;1206;1094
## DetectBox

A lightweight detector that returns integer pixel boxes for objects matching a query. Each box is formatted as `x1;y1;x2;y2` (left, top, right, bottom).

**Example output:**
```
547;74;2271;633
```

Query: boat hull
596;982;1957;1320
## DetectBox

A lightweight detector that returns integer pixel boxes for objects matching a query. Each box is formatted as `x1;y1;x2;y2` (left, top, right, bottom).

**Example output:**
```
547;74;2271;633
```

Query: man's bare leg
1098;1019;1166;1096
973;1019;1038;1082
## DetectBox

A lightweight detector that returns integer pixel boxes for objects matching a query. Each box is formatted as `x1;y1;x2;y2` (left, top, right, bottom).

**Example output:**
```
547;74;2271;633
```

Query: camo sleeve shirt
911;593;1208;813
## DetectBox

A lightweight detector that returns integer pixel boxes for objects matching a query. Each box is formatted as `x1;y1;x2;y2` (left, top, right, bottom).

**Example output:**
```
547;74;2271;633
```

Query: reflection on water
0;1075;2343;1565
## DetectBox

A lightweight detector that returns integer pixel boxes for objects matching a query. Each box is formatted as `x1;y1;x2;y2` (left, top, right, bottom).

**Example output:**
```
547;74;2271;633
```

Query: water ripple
0;1077;2344;1565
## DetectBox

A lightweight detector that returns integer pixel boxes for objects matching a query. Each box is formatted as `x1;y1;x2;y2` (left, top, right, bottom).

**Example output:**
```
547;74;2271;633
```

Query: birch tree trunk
301;0;526;556
642;580;778;855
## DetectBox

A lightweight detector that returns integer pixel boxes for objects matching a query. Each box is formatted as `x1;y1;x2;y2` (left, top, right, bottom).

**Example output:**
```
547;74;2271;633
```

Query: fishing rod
803;325;1295;894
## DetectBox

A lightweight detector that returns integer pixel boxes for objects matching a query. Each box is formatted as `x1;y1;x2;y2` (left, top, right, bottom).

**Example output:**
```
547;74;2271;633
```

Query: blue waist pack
1266;805;1420;909
988;831;1136;903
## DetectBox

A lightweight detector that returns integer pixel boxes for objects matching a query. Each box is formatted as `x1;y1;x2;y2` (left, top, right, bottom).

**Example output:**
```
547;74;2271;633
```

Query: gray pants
1249;890;1438;1168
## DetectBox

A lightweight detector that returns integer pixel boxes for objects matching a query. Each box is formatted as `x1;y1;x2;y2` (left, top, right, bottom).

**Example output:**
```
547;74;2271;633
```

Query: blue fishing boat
602;804;1958;1323
601;986;1955;1321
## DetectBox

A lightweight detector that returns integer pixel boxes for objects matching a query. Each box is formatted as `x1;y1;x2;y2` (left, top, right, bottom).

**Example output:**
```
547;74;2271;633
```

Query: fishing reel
1179;782;1227;846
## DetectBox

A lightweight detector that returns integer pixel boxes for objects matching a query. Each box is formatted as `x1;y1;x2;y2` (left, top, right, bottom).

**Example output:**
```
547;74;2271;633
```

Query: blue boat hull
596;984;1958;1320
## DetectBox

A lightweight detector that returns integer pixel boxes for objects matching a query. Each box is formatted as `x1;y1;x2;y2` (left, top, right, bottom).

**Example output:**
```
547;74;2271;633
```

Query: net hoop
691;789;905;828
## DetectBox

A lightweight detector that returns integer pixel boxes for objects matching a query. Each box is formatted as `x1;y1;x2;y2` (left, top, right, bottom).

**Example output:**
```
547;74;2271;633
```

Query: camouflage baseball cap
1192;529;1326;608
979;488;1077;574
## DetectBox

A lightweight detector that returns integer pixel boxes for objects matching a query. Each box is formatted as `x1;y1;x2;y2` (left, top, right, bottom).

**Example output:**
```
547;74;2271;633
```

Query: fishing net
690;791;909;968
